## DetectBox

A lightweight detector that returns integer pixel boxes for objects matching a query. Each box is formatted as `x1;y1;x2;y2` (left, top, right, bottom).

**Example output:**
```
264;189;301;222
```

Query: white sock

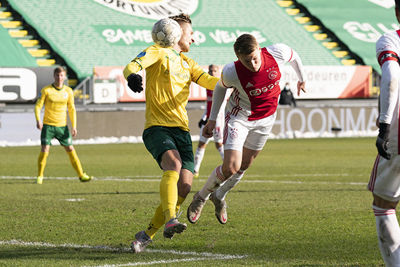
194;147;205;173
373;205;400;266
217;146;224;160
215;169;245;200
198;165;227;200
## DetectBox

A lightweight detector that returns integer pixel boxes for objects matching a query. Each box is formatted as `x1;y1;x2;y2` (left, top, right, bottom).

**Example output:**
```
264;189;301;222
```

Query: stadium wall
0;102;378;146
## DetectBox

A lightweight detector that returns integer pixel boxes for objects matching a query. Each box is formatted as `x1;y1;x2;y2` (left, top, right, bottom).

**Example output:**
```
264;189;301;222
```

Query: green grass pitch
0;138;385;266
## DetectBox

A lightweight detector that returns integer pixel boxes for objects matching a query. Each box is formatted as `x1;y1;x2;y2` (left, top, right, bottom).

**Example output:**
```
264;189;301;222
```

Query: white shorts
368;154;400;202
223;112;276;151
368;105;400;201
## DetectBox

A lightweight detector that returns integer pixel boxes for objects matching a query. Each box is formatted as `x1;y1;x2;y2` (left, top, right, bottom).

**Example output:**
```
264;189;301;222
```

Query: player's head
396;0;400;23
208;64;220;77
53;66;67;85
234;34;262;72
170;13;194;53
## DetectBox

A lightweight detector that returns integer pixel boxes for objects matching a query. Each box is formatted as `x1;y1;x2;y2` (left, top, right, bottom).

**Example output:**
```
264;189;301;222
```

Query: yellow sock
38;151;49;177
67;150;84;177
145;204;163;239
160;170;179;223
144;195;186;239
175;195;186;213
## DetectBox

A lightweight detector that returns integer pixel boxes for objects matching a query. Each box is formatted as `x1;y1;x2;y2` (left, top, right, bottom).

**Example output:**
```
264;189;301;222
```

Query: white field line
0;240;246;266
0;174;367;186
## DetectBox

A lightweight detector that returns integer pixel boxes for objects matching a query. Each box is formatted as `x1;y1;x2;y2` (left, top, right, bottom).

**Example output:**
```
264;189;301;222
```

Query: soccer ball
151;18;182;47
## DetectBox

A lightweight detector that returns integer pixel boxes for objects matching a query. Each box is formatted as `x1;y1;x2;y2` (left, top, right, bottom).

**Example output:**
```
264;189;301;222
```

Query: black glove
376;123;391;160
198;118;208;128
127;73;143;93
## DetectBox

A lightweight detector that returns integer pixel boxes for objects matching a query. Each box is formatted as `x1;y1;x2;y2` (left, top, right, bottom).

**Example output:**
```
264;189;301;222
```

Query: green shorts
143;126;194;173
41;124;72;146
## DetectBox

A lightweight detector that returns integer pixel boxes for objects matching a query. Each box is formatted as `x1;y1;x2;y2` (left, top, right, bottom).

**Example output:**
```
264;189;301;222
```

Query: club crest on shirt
182;60;189;69
64;92;68;99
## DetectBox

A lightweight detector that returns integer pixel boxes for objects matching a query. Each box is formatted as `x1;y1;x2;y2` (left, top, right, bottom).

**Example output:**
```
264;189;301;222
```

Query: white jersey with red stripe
368;30;400;201
220;43;295;121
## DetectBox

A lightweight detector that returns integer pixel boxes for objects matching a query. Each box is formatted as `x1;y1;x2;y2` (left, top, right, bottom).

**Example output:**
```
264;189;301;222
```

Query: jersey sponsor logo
136;51;146;58
92;0;198;20
248;80;280;96
268;70;278;80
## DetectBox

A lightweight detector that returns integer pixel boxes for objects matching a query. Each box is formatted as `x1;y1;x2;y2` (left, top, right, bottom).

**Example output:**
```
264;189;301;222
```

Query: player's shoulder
220;62;237;86
222;62;235;75
138;44;162;58
266;43;293;62
41;84;53;92
266;43;291;52
376;31;400;53
64;85;73;93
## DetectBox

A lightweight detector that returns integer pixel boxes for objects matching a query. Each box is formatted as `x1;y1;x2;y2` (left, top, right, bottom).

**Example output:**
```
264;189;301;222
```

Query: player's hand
202;120;216;138
198;118;208;128
36;121;43;130
297;81;306;96
376;123;391;160
127;73;143;93
71;128;77;137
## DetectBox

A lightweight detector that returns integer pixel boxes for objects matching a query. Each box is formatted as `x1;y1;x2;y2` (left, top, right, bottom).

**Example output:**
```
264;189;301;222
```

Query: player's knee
222;164;240;178
373;194;398;209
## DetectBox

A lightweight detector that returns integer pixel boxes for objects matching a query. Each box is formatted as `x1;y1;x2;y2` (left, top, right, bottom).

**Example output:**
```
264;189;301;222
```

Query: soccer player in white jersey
193;64;229;178
368;1;400;265
187;34;306;224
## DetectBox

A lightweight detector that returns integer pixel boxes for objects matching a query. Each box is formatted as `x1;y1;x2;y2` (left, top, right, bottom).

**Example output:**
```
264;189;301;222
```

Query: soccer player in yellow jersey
34;67;93;184
123;14;218;252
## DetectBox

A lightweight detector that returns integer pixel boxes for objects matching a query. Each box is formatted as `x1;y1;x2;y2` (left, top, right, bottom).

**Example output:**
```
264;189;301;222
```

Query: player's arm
123;47;159;93
288;49;306;96
188;59;219;90
270;43;306;96
203;75;229;138
67;89;77;136
375;46;400;159
34;89;46;130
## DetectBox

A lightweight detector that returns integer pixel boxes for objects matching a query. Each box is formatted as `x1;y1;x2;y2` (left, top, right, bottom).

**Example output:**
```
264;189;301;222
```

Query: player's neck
53;82;63;89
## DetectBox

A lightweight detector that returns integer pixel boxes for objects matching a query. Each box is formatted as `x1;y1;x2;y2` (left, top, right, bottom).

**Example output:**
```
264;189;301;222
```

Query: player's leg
373;194;400;266
37;145;50;184
211;114;273;223
57;126;92;181
193;139;208;177
369;151;400;265
187;114;248;224
37;125;53;184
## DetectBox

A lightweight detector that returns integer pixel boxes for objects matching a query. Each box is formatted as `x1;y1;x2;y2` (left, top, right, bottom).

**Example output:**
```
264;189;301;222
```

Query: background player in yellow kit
123;14;218;252
34;66;93;184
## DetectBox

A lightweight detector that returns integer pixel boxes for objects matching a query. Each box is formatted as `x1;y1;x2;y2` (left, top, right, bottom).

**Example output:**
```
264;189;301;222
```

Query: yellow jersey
34;84;76;128
124;44;218;131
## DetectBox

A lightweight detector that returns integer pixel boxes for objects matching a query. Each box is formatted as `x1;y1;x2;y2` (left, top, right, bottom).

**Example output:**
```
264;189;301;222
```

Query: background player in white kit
194;64;231;178
187;34;306;225
368;1;400;265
